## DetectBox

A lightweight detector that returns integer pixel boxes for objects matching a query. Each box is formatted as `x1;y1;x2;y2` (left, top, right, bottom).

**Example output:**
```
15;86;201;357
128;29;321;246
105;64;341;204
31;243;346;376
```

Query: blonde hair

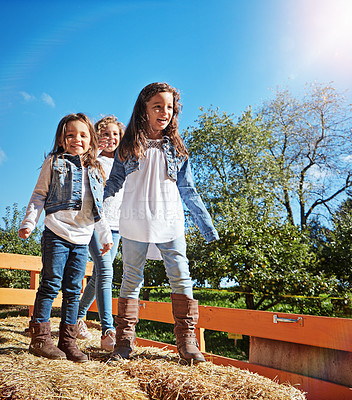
94;115;125;143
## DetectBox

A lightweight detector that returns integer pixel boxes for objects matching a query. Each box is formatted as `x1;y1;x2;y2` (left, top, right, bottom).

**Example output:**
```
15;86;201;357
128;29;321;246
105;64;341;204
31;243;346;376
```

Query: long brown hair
50;113;105;181
118;82;188;161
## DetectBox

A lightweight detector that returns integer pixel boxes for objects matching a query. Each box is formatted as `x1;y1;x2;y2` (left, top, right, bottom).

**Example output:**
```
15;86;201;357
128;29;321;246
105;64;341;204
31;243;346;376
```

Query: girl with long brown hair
104;83;219;364
19;113;113;362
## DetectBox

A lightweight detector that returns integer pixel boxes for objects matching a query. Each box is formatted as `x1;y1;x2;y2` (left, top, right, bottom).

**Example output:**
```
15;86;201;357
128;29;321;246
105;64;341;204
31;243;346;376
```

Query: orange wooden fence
0;252;351;400
0;253;93;315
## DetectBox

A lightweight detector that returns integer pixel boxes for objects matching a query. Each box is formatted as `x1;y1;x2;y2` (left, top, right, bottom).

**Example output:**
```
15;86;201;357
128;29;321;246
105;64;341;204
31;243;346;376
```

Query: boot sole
109;354;130;362
179;356;206;365
29;348;66;360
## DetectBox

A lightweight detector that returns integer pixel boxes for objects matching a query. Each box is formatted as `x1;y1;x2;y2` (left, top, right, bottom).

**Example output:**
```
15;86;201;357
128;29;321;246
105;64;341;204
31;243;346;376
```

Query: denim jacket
45;154;104;222
104;136;219;243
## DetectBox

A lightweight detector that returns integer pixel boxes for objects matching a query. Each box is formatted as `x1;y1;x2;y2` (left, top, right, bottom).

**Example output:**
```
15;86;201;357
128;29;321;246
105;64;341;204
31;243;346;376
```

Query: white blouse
119;139;184;243
99;155;124;231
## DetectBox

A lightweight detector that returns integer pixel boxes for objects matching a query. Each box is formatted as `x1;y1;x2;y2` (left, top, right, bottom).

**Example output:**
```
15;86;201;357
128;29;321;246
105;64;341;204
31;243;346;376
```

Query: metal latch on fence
273;314;304;326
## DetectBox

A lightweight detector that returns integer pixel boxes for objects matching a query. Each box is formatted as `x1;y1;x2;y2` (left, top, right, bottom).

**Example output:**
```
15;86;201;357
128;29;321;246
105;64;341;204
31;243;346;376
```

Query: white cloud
341;155;352;163
41;92;55;108
306;165;335;189
20;91;36;102
19;91;55;108
0;148;7;165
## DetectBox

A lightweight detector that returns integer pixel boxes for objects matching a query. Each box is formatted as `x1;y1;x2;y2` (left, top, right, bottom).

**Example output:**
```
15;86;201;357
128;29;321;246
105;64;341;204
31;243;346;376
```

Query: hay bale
121;358;306;400
0;316;306;400
0;353;148;399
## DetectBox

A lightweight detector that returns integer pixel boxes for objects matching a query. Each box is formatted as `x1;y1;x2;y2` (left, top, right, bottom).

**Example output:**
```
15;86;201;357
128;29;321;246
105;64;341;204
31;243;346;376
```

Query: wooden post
195;327;205;352
81;277;87;292
29;270;40;317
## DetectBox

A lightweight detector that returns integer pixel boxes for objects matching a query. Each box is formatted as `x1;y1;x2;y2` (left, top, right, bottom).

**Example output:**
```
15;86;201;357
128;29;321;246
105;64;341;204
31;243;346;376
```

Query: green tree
260;82;352;227
0;203;42;288
187;199;338;312
184;107;280;212
183;106;341;313
320;197;352;289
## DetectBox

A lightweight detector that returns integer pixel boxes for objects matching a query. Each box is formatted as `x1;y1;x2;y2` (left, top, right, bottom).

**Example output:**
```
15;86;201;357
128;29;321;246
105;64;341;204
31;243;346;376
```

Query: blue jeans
77;230;120;334
120;235;193;299
32;227;88;324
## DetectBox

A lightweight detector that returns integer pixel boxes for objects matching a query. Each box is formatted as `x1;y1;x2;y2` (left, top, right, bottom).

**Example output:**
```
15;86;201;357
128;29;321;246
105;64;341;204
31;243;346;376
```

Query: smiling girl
19;113;113;362
104;82;219;364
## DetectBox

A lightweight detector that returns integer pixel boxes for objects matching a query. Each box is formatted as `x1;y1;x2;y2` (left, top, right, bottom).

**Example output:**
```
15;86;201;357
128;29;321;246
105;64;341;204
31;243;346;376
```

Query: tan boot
58;322;88;363
171;293;205;364
111;297;139;360
28;321;66;360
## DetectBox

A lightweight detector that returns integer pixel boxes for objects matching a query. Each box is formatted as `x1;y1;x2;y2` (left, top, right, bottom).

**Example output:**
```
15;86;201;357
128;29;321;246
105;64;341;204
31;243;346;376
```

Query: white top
119;139;184;243
99;155;124;231
20;157;112;246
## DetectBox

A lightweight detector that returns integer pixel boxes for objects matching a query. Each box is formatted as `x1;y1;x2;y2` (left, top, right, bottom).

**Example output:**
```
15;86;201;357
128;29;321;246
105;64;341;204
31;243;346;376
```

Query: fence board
1;252;352;400
107;299;352;352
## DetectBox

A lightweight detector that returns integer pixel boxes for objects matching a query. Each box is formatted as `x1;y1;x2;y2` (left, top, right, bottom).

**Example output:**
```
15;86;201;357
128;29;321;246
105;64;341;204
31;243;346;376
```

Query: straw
0;316;306;399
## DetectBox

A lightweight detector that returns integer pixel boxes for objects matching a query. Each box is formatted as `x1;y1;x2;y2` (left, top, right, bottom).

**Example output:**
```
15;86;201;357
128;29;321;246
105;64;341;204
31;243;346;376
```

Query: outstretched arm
104;153;126;200
176;158;219;243
19;156;52;238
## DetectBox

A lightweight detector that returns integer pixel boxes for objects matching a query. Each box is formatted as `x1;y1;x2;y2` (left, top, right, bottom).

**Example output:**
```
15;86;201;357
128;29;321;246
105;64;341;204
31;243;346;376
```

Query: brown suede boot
58;322;88;363
28;321;66;360
111;297;139;360
171;293;205;364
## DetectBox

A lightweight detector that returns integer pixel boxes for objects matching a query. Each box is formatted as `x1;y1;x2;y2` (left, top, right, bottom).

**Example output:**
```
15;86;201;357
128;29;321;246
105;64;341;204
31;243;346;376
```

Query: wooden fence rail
0;252;351;400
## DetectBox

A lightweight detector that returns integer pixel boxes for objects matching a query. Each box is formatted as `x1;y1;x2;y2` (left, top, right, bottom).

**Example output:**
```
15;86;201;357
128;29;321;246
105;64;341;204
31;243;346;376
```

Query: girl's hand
19;228;31;239
101;242;113;256
98;136;109;151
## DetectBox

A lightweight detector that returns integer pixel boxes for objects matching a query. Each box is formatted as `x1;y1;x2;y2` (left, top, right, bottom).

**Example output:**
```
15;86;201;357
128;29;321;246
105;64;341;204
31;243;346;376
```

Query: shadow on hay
0;346;28;355
0;325;30;338
135;350;181;363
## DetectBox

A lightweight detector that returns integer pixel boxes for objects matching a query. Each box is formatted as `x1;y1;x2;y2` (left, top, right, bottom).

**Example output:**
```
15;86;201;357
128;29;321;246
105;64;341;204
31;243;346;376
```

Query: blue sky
1;0;352;228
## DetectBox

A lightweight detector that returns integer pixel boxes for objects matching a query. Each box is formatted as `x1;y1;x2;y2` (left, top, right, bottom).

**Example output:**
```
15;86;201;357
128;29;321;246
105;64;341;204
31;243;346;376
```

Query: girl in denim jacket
104;82;219;363
19;113;113;362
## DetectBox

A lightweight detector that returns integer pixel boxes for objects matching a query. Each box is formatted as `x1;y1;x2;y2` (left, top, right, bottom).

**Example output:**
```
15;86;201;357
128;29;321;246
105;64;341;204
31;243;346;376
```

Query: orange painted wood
0;288;62;306
196;327;205;352
0;252;94;275
81;277;88;292
139;300;174;323
135;337;352;400
107;300;352;352
0;253;93;316
28;271;40;316
108;299;175;323
0;253;43;271
85;261;94;276
89;300;98;313
30;271;40;290
198;305;352;352
135;337;178;352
